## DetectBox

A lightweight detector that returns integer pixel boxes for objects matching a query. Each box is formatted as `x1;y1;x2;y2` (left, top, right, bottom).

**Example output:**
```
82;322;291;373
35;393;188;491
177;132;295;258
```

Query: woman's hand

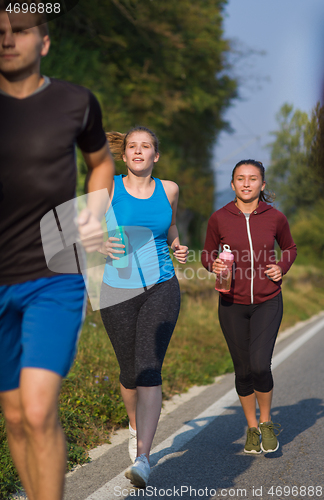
173;244;189;264
265;264;283;282
98;236;125;260
212;258;227;274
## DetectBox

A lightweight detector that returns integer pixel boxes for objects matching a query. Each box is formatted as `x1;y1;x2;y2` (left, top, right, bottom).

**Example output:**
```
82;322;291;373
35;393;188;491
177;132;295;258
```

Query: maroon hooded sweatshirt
201;201;297;305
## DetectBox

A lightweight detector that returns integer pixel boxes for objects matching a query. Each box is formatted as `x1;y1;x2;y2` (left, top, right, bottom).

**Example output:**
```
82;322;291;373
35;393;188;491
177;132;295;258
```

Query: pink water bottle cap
219;244;234;261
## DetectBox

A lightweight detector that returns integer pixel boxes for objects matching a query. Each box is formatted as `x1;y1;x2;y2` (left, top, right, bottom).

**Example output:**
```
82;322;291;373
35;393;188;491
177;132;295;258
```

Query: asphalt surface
63;313;324;500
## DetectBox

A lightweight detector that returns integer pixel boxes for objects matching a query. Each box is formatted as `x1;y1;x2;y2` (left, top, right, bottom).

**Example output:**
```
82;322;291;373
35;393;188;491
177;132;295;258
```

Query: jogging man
0;2;114;499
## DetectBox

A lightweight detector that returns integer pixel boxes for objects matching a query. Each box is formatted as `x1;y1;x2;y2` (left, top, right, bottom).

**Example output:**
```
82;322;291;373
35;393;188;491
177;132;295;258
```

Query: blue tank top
103;175;175;288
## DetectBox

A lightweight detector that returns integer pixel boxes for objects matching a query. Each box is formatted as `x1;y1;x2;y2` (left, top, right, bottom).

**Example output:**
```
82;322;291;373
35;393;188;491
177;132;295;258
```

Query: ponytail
106;131;126;161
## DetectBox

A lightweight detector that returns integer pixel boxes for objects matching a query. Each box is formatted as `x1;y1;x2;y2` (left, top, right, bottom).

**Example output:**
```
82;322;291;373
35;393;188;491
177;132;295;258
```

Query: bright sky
214;0;324;206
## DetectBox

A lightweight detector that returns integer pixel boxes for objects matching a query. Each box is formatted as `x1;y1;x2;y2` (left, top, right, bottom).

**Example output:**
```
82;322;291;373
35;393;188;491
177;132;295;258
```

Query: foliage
289;201;324;265
266;103;324;263
41;0;237;232
266;103;319;218
308;103;324;191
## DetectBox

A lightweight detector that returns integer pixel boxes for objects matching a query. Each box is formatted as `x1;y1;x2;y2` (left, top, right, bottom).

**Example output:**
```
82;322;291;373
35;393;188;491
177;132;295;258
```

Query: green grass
1;262;324;499
0;419;21;500
280;264;324;328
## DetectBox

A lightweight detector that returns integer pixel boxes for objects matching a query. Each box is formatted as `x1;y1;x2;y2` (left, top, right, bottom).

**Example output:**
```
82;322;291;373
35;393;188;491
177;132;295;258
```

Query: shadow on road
263;397;324;458
123;397;324;498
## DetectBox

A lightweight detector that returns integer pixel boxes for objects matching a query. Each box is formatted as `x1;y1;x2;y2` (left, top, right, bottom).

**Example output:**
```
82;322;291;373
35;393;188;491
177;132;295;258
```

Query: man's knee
0;395;25;437
21;399;59;436
4;407;24;432
19;368;62;435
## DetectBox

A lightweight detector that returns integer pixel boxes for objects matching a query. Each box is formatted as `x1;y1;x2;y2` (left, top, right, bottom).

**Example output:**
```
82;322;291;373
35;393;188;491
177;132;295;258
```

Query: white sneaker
128;424;137;463
125;454;150;488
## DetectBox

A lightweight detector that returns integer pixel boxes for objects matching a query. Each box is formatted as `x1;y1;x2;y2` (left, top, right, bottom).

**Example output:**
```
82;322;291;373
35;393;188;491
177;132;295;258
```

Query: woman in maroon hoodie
202;160;297;454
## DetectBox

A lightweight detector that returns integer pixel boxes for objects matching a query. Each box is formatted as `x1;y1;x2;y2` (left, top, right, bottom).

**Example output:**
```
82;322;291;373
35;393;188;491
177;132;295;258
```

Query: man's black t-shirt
0;78;107;285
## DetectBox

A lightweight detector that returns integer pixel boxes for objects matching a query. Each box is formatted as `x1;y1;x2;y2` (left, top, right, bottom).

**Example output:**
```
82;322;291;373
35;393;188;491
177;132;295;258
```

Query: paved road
64;313;324;500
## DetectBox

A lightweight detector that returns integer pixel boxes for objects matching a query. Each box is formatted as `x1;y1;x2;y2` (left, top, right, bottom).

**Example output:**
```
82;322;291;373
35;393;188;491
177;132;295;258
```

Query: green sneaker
244;427;261;454
260;421;281;452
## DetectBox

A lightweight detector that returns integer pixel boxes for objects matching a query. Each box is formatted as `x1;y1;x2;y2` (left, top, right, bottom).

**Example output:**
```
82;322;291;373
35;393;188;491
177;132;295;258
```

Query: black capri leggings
100;275;180;389
218;292;283;397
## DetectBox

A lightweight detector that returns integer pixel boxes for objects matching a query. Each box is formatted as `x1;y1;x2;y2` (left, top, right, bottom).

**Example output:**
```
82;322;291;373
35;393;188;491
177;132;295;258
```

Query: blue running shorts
0;275;86;392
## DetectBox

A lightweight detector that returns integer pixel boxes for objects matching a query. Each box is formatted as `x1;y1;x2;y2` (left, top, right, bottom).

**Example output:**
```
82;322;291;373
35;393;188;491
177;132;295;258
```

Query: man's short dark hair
0;0;49;37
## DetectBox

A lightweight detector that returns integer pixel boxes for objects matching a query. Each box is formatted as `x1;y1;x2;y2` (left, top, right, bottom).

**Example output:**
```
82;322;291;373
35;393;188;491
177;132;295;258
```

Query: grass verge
1;263;324;499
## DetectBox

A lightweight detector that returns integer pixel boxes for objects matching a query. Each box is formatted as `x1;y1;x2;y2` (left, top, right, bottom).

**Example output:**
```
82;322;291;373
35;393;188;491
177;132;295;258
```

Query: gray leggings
100;275;180;389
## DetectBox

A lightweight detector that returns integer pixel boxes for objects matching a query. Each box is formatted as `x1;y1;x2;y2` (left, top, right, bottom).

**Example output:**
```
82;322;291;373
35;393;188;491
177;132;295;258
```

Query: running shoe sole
244;447;262;454
125;468;147;488
261;441;279;453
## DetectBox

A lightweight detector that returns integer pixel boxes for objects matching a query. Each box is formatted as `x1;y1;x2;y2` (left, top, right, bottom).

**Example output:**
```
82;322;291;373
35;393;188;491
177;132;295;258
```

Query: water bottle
215;244;234;292
112;226;129;268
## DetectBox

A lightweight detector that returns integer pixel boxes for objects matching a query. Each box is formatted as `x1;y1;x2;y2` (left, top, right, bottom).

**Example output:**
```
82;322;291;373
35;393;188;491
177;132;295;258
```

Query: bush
291;201;324;266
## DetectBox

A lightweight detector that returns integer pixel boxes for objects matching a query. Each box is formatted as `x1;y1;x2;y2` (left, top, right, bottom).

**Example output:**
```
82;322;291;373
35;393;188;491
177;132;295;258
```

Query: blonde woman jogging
99;126;188;487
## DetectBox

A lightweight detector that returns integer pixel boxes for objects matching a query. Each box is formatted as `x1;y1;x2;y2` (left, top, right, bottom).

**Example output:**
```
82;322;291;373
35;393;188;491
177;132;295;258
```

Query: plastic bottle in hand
215;244;234;292
112;226;129;268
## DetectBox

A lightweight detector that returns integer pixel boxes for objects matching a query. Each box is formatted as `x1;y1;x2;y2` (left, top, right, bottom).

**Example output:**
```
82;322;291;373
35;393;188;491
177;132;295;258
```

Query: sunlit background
214;0;324;207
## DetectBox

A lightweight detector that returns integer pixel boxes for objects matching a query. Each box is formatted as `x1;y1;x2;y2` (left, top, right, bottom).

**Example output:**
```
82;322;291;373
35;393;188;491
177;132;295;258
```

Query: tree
267;102;324;263
308;102;324;192
41;0;237;243
266;103;319;218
